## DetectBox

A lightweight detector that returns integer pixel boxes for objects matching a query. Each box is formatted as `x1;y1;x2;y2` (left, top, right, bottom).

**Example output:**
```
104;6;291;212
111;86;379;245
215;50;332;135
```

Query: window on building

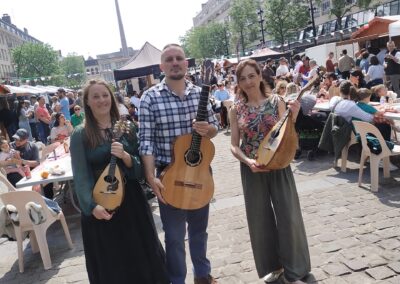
91;68;94;75
321;0;330;15
390;0;399;15
95;67;99;74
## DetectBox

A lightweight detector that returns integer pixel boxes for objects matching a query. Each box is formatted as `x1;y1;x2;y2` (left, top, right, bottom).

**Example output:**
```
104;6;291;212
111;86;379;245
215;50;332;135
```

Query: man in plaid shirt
139;43;218;284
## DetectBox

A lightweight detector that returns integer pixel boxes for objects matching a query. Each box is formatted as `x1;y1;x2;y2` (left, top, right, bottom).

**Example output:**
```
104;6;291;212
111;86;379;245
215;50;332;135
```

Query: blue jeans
159;202;211;284
37;121;49;144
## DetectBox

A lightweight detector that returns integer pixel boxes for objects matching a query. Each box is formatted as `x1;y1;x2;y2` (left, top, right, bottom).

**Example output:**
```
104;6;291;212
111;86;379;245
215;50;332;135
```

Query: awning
336;33;389;46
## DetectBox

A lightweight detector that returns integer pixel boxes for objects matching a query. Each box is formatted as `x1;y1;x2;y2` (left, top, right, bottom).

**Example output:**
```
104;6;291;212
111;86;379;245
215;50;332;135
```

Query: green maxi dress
70;125;169;284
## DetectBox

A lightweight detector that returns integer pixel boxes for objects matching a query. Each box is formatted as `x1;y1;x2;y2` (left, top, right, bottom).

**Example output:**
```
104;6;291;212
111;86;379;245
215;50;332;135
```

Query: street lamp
257;8;266;47
308;0;317;46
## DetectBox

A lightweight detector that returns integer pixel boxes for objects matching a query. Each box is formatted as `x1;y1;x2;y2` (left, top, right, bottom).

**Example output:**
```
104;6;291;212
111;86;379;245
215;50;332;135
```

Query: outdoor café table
15;143;80;213
384;112;400;120
313;101;330;112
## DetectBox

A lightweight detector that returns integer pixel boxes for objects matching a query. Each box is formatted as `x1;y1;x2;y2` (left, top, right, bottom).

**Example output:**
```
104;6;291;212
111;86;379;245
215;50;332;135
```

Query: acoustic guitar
257;75;320;169
160;60;215;210
92;119;131;211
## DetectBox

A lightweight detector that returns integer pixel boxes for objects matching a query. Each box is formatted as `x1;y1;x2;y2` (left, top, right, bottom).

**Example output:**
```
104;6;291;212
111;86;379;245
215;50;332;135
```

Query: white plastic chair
353;121;400;192
0;190;73;272
334;131;358;172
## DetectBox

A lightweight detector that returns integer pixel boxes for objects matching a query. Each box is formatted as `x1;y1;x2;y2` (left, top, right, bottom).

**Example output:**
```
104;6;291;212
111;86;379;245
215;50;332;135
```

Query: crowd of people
1;39;400;284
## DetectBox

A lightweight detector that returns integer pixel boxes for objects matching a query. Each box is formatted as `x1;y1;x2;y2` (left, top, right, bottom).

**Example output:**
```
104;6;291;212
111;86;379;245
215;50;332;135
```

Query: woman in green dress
70;79;169;284
229;60;310;284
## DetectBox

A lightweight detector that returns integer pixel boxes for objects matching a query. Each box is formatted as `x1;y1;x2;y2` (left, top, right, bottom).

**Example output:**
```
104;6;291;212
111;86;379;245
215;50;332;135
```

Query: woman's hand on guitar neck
247;159;271;173
92;205;113;220
147;177;167;204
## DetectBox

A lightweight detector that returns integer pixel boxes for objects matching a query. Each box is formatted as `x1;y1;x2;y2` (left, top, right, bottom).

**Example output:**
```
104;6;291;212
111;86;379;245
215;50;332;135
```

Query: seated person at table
330;81;375;123
0;139;25;185
6;129;39;186
50;113;73;143
355;88;397;141
71;105;85;128
318;72;338;99
371;84;397;103
212;82;231;128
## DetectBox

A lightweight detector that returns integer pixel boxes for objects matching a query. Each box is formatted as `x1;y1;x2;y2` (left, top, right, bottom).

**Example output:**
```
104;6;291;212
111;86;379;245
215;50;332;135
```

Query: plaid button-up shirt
139;79;218;167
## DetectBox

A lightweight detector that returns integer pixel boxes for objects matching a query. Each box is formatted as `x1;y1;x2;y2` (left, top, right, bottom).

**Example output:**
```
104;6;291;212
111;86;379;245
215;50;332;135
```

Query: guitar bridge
99;191;117;195
174;181;202;189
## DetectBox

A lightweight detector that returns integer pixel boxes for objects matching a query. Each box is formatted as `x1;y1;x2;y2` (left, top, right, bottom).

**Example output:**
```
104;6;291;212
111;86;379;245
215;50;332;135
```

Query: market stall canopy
389;21;400;38
114;42;162;81
250;47;283;61
0;85;39;96
337;16;400;46
114;42;196;81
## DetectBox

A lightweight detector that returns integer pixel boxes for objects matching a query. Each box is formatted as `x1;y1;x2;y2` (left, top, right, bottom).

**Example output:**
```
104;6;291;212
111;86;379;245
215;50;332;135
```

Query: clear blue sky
0;0;205;58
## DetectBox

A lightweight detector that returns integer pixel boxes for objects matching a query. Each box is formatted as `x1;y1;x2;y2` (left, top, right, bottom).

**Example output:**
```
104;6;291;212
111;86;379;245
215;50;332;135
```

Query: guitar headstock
113;118;131;140
201;59;214;86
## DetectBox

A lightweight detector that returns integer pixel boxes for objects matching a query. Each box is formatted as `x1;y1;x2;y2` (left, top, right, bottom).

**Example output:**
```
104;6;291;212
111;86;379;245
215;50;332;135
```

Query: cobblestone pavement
0;130;399;284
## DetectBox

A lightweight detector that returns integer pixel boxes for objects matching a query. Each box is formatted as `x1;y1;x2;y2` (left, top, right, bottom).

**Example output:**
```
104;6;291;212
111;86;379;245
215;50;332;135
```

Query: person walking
139;43;219;284
229;59;311;284
338;49;355;79
70;79;169;284
384;41;400;97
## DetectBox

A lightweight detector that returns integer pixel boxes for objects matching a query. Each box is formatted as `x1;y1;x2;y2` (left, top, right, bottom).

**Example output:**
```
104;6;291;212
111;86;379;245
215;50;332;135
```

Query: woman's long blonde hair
83;79;120;148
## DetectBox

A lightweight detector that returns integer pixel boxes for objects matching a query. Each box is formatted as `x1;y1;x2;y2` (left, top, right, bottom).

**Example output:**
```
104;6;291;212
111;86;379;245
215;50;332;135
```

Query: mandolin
160;59;215;210
257;75;320;169
92;119;130;211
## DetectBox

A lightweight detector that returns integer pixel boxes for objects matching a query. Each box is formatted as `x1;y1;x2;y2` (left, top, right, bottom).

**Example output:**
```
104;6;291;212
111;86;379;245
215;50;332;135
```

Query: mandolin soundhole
184;150;202;167
104;176;118;191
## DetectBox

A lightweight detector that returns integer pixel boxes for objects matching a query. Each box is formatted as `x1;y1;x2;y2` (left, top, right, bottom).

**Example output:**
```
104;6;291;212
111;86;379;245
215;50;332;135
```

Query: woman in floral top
230;59;310;284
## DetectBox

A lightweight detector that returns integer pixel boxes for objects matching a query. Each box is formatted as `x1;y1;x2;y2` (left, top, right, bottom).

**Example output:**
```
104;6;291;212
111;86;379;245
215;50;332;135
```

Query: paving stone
388;261;400;273
356;233;381;244
365;266;397;280
366;254;389;267
377;238;400;250
343;272;375;284
322;263;351;276
319;243;342;253
342;258;369;271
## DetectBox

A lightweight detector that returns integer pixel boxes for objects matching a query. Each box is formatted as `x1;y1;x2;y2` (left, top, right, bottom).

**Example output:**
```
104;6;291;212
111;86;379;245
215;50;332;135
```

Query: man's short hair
57;88;66;93
266;58;272;64
342;49;347;55
162;43;182;51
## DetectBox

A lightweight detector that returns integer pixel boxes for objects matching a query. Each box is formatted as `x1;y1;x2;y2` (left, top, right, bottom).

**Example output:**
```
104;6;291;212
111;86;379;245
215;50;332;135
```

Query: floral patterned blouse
235;95;280;159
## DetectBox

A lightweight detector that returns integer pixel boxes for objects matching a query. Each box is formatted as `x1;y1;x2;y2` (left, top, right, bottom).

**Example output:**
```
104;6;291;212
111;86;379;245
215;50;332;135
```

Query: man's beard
168;74;185;80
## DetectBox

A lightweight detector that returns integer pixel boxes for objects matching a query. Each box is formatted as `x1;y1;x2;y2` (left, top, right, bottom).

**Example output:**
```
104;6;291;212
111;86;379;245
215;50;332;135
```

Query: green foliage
180;22;229;59
11;43;60;80
60;54;86;88
328;0;373;29
263;0;309;47
229;0;259;54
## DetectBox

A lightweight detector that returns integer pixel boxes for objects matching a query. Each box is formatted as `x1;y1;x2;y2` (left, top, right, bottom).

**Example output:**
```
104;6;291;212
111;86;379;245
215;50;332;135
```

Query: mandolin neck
108;155;117;178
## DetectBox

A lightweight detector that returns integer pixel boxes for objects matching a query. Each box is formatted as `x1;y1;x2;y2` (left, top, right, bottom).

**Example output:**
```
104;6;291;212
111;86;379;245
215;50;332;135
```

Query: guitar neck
191;84;210;151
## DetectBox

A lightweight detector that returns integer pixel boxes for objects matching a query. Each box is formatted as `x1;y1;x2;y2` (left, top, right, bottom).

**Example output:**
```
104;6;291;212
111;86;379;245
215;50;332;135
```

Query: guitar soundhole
104;175;118;191
184;150;202;167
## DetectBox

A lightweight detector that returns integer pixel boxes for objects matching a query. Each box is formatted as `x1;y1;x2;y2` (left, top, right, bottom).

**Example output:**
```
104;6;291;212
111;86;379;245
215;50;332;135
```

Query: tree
180;22;229;59
322;0;373;40
229;0;259;55
60;53;86;88
11;43;60;82
263;0;309;49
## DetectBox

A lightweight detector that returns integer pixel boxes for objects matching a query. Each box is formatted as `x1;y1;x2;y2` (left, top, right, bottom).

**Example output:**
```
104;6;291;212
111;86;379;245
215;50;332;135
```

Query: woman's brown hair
82;79;120;148
235;59;267;102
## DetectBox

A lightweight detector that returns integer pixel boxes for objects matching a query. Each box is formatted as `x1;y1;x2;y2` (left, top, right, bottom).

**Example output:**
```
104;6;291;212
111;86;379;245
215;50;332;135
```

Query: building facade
0;14;41;81
193;0;231;27
84;47;137;85
192;0;398;52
